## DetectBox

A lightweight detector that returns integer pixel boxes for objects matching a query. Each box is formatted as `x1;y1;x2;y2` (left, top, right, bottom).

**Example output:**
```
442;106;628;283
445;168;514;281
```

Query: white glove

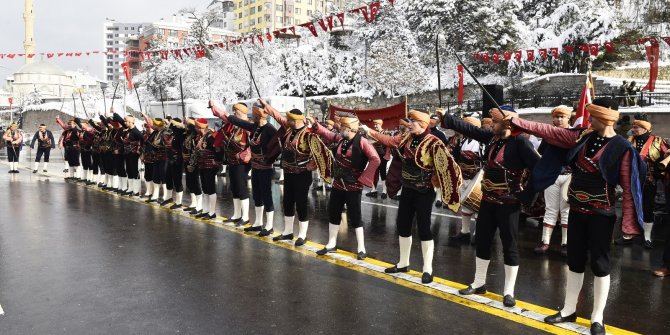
360;125;370;133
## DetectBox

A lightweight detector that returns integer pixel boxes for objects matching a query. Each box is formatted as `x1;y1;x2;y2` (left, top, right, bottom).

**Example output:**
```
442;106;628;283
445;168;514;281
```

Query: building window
107;41;113;46
107;69;113;73
295;8;301;14
238;1;242;8
308;0;313;4
307;10;312;16
224;22;227;27
286;17;292;24
239;12;242;18
276;16;282;23
257;17;261;23
250;7;255;14
239;23;243;29
276;4;282;11
287;5;293;13
296;19;301;25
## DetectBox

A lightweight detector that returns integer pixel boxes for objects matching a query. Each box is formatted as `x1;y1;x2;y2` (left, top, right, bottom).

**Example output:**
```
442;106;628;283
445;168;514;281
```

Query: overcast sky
1;0;211;87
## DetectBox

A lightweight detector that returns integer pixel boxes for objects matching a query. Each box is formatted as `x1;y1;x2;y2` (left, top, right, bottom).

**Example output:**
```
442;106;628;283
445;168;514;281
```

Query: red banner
550;47;559;58
642;44;660;92
328;101;407;129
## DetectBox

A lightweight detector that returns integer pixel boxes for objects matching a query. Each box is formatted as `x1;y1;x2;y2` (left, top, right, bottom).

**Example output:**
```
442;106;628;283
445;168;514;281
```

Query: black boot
503;295;516;307
421;272;433;284
590;322;605;335
458;285;486;295
384;265;409;274
258;228;273;237
272;233;293;241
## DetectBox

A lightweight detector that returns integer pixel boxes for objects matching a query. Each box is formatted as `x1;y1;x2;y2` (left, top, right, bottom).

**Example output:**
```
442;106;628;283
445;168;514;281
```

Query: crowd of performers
7;97;670;335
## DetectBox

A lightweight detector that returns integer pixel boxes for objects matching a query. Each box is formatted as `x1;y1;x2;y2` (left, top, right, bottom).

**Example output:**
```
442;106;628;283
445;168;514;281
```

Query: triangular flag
336;13;345;27
196;49;206;59
389;0;395;6
288;26;296;35
299;21;318;37
266;33;273;42
662;37;670;46
258;35;264;46
47;53;54;59
473;53;481;60
327;16;335;30
318;19;329;32
492;53;500;64
564;45;574;53
369;2;381;21
482;54;490;63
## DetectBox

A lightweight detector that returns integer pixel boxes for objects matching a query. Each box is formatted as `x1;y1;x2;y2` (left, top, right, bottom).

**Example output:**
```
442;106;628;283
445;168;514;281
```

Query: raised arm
210;103;229;123
310;120;342;144
366;128;402;148
440;114;494;144
55;116;68;130
510;118;580;149
358;137;381;188
260;99;289;129
141;112;156;131
227;115;255;132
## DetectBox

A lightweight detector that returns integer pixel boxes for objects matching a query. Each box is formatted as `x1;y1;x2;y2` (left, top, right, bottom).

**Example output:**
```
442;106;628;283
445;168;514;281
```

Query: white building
103;20;146;82
207;1;236;31
8;61;75;103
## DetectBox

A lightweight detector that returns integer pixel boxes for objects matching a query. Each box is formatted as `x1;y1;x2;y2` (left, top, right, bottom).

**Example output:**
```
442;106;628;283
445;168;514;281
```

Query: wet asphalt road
0;160;668;334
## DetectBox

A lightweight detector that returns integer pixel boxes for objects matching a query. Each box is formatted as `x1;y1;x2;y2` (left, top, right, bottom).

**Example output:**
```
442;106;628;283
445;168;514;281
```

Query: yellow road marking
41;172;640;335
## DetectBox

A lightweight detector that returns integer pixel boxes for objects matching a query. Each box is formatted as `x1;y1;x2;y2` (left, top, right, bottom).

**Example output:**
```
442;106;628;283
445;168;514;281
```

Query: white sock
644;222;653;242
33;162;38;170
201;194;209;214
208;194;217;215
253;206;264;227
591;275;610;324
471;257;490;288
195;194;203;211
232;198;241;219
145;181;154;196
398;236;412;268
298;221;309;239
355;227;366;253
265;211;274;230
282;216;294;236
435;187;442;202
279;169;284;181
421;240;435;275
175;192;183;205
382;183;387;194
461;215;472;234
560;271;584;317
69;168;75;178
240;198;249;221
561;227;568;245
134;179;141;194
43;162;48;170
120;177;128;191
162;184;168;199
189;193;196;208
152;184;161;200
542;225;555;244
503;265;519;297
112;175;118;188
326;223;339;249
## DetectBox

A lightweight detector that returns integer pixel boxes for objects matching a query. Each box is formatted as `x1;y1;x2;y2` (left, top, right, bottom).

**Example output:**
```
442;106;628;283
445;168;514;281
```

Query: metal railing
409;92;670;114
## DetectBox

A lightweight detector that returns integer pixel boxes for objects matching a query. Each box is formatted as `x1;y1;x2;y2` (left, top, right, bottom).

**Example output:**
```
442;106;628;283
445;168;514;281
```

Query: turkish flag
514;50;522;62
266;33;273;42
642;44;660;92
503;51;512;61
473;53;481;60
550;47;559;58
564;45;575;52
336;13;345;27
47;53;54;59
299;22;318;37
662;37;670;46
482;54;490;63
604;42;615;53
196;49;206;58
160;50;169;60
578;44;589;52
539;49;547;59
288;26;296;35
257;35;264;46
75;53;82;57
369;2;381;21
58;53;64;57
589;44;599;56
121;61;133;90
318;19;329;32
492;53;500;64
526;50;534;61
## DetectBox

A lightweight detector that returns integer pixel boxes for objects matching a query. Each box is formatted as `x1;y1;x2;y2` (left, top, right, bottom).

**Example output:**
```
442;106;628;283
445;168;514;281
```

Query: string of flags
0;0;393;62
472;37;670;64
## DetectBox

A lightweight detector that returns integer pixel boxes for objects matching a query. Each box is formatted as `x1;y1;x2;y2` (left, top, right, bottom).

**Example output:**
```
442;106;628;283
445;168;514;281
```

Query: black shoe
206;213;217;220
223;217;241;223
544;312;577;324
258;228;273;237
357;251;367;260
195;212;208;218
294;238;306;246
590;322;606;335
435;200;442;208
614;236;634;245
169;204;182;210
421;272;433;284
190;209;202;215
43;169;48;173
384;265;409;274
503;295;516;307
244;226;263;232
33;170;37;174
449;232;471;243
183;207;194;212
644;240;654;249
235;219;250;227
273;233;293;241
145;198;157;203
365;191;378;198
133;193;141;197
316;247;337;255
458;285;487;295
160;199;172;206
380;193;387;199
